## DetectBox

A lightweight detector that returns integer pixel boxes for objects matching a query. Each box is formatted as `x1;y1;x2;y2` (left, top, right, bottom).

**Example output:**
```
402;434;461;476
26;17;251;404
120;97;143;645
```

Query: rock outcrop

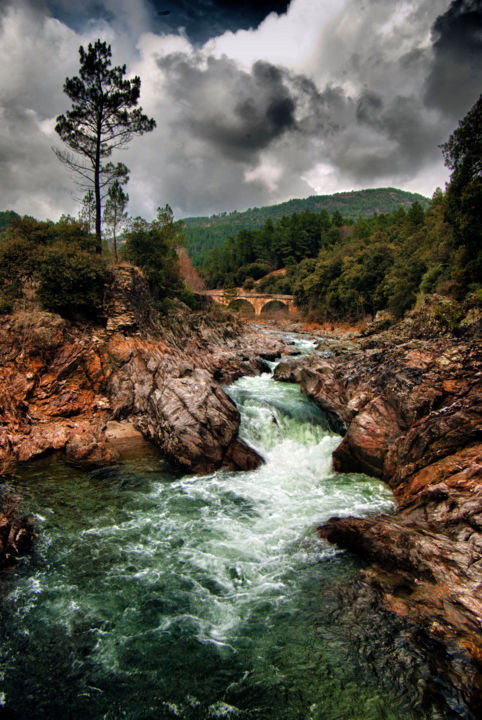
103;263;153;333
275;321;482;671
0;267;283;475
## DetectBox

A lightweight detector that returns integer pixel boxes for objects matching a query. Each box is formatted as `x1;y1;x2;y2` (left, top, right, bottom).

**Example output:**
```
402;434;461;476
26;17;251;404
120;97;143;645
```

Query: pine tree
55;39;155;253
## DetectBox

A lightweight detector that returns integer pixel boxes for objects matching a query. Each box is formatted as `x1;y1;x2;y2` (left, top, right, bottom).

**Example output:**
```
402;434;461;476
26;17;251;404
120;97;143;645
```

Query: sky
0;0;481;221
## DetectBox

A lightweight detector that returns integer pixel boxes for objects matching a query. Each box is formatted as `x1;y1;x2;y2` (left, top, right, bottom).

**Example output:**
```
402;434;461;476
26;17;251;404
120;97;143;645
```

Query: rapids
0;352;464;719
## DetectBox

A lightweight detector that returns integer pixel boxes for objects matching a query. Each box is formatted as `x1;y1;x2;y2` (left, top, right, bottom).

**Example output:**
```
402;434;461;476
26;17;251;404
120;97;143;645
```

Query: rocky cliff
275;305;481;677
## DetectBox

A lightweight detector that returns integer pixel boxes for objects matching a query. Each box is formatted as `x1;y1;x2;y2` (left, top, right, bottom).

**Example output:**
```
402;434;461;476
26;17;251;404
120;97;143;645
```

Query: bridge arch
260;299;290;316
228;298;255;315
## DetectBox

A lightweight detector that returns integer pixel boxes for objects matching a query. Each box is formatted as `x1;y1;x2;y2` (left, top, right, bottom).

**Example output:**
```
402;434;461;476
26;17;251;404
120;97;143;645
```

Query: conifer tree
55;39;156;253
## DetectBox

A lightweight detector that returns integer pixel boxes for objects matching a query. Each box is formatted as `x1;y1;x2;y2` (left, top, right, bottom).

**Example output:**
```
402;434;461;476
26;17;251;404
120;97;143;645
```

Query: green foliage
36;243;106;317
441;93;482;293
0;216;106;318
430;299;463;333
223;287;238;302
0;210;20;235
202;210;340;288
184;188;430;266
103;180;129;262
122;205;185;308
294;203;433;320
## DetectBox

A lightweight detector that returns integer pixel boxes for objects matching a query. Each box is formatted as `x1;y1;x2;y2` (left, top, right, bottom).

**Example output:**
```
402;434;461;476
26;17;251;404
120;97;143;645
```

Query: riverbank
273;299;481;700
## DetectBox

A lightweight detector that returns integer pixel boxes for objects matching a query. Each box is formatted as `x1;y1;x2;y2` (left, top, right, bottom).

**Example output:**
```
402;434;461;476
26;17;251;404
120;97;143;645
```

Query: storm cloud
425;0;482;117
150;0;292;44
29;0;291;43
0;0;481;220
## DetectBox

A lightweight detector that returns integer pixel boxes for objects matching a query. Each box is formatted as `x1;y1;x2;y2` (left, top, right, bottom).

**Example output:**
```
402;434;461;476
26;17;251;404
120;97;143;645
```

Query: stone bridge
200;289;297;316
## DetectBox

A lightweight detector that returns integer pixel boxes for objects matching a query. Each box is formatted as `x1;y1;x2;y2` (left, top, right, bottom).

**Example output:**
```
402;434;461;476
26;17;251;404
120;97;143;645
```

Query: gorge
0;267;480;719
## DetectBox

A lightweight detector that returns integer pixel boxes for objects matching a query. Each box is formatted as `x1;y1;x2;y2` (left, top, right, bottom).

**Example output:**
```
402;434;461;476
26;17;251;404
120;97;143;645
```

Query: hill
183;188;430;266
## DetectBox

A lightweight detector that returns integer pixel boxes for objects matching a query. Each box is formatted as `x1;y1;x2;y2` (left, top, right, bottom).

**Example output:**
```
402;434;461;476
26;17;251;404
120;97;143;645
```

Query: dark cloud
2;0;475;221
155;45;445;193
31;0;291;42
157;54;297;160
149;1;291;43
356;91;383;125
425;0;482;117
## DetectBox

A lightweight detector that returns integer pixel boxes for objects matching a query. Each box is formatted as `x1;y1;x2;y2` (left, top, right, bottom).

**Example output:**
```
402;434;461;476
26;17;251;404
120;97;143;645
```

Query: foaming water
0;367;463;719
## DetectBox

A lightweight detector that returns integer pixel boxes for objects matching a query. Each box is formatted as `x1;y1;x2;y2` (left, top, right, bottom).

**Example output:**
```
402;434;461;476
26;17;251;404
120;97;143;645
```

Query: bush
0;215;106;319
122;207;186;309
36;243;106;317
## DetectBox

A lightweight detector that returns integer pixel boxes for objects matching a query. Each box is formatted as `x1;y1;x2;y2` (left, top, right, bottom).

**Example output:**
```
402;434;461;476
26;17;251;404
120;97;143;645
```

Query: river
0;340;464;719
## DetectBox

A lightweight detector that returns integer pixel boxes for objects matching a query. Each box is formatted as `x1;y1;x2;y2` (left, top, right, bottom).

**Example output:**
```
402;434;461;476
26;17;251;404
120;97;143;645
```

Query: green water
0;371;465;719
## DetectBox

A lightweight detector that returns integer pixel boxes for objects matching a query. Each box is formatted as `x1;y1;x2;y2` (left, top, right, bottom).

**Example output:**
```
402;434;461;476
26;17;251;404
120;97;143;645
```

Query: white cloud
245;158;283;192
205;0;344;73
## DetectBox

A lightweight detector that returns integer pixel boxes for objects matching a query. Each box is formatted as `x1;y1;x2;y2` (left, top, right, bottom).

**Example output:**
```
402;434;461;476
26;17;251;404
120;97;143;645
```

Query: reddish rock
279;329;482;667
0;281;284;476
133;368;263;474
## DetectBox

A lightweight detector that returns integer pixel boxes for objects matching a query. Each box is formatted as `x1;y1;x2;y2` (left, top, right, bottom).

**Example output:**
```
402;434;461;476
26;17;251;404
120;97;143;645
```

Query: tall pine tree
55;40;155;253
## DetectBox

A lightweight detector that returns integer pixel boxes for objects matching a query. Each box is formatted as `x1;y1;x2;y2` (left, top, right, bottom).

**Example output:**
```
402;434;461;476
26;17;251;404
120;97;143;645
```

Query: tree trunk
94;123;102;254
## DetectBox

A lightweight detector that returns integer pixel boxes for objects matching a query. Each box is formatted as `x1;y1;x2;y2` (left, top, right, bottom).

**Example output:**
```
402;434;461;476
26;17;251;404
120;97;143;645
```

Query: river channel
0;340;465;719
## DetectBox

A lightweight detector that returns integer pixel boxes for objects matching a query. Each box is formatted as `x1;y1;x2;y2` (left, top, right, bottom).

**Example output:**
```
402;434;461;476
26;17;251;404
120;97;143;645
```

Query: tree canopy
440;93;481;289
122;205;186;309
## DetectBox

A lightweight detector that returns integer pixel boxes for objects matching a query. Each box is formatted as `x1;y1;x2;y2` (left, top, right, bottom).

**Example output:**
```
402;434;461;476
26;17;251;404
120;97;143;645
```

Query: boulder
133;369;263;474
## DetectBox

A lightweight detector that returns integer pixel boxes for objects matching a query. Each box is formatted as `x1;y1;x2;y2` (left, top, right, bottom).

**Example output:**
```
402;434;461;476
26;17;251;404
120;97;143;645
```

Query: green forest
0;207;190;319
183;188;430;267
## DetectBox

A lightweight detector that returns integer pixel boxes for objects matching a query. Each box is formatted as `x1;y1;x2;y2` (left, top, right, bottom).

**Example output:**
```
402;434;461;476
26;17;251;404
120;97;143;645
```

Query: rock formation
0;489;36;568
275;311;481;673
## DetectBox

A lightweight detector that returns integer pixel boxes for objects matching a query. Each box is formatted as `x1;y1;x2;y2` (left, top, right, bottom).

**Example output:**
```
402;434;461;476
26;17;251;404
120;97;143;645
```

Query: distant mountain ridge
182;187;430;265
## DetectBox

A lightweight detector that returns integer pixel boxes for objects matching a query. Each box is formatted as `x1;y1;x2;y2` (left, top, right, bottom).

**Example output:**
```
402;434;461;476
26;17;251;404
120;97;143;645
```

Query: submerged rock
0;492;36;568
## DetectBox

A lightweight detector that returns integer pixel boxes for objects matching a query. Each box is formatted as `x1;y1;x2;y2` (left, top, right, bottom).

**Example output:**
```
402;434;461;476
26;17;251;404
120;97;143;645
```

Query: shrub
36;242;106;317
0;216;106;319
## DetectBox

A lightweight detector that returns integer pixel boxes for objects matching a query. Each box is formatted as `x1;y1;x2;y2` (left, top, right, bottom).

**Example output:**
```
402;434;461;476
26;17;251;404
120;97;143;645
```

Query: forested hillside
202;187;480;321
184;188;429;266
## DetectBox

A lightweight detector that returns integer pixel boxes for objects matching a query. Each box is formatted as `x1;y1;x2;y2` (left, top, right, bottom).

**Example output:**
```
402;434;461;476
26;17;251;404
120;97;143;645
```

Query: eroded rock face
103;264;152;333
285;333;482;671
0;299;281;476
128;368;262;473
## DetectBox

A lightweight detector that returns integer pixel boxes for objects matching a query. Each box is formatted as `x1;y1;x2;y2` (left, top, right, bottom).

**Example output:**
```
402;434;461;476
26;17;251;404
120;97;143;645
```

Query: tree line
183;188;429;268
0;206;191;319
